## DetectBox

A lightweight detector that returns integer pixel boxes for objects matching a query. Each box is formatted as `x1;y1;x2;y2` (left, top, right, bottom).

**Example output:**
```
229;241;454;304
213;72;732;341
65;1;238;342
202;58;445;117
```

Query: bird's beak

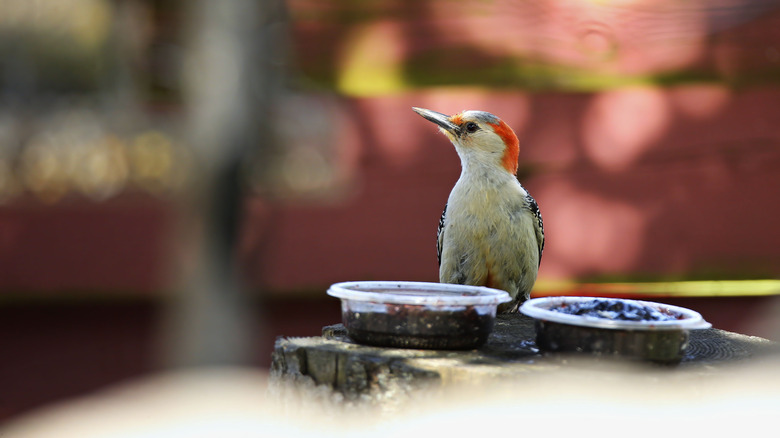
412;107;460;136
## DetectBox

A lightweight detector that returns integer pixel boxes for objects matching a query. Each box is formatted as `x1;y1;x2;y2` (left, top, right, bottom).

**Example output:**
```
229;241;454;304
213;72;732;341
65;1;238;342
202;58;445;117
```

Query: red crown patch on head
488;120;519;174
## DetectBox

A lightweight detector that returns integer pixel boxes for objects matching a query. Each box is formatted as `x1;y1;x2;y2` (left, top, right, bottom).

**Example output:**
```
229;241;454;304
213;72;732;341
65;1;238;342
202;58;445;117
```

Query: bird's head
412;107;519;174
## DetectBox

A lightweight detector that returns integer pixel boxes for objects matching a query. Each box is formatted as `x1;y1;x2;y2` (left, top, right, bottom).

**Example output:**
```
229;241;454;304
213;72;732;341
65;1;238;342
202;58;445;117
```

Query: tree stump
270;313;777;409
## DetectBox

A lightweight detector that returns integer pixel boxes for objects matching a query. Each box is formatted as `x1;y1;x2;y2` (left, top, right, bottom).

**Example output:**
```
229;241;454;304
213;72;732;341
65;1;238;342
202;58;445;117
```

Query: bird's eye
465;122;479;133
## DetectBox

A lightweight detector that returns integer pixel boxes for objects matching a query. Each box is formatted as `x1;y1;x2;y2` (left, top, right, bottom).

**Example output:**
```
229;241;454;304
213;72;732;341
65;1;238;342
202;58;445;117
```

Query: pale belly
439;199;539;303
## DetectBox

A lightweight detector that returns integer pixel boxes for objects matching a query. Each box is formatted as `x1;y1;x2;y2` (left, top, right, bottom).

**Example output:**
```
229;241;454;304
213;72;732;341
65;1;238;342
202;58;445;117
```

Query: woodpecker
412;107;544;313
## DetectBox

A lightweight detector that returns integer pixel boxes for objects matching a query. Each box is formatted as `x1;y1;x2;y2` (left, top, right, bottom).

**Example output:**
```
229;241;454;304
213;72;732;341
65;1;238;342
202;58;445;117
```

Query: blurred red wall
4;88;778;295
240;88;780;293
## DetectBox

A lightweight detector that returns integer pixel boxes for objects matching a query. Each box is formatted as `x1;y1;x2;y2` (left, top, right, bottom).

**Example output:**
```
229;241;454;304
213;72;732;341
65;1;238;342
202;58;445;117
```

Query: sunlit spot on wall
337;22;406;96
129;131;187;195
577;21;618;62
0;0;112;50
452;0;708;79
74;135;129;200
582;87;669;171
279;147;334;194
20;134;74;203
0;108;192;204
539;180;645;279
585;0;647;7
365;100;423;168
669;84;731;120
245;95;355;202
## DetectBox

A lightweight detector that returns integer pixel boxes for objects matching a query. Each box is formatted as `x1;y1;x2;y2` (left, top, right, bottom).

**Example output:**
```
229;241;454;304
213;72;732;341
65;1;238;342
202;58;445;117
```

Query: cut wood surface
270;313;778;407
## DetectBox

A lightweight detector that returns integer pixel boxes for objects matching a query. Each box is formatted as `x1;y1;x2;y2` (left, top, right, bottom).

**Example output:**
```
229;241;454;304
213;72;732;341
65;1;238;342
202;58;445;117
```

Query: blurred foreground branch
161;0;287;367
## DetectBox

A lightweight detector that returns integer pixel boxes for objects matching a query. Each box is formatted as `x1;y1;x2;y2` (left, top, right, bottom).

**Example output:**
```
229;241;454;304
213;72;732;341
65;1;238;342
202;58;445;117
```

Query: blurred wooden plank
287;0;780;92
0;195;173;295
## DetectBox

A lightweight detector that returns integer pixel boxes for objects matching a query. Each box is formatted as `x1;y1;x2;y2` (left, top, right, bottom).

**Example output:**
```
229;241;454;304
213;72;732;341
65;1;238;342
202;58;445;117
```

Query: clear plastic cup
520;296;712;363
327;281;511;350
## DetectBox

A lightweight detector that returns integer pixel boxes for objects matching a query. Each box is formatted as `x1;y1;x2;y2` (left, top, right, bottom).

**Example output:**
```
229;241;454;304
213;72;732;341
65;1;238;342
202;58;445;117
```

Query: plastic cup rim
520;296;712;331
327;281;512;306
